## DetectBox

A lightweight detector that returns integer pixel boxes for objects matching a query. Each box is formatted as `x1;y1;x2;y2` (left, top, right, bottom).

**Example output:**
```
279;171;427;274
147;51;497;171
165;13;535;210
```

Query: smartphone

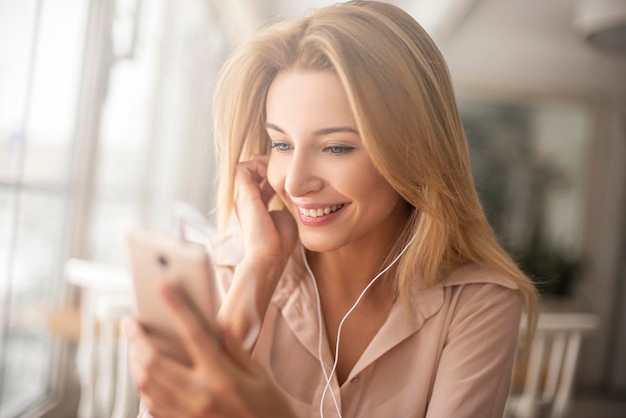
126;227;220;365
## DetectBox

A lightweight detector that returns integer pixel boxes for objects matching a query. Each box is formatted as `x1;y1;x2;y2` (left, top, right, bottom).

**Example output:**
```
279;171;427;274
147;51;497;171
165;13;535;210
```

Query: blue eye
271;142;291;152
325;145;354;155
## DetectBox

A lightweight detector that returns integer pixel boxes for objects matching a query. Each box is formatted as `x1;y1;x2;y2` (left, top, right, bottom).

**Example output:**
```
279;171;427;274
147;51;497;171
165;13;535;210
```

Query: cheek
355;166;401;206
347;158;392;195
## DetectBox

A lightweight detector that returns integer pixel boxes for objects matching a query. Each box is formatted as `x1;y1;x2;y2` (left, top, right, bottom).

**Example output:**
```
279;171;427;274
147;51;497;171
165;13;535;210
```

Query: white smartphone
126;227;220;365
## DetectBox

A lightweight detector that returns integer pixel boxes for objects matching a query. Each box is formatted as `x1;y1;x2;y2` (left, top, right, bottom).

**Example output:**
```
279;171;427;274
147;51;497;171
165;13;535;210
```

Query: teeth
298;204;344;218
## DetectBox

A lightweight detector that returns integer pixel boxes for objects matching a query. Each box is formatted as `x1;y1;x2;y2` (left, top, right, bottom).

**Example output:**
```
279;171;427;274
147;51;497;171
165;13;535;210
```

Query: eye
271;142;292;152
324;145;355;155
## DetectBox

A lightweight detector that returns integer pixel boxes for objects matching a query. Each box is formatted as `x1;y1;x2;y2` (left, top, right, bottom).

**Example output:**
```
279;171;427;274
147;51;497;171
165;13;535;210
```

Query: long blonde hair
213;1;537;342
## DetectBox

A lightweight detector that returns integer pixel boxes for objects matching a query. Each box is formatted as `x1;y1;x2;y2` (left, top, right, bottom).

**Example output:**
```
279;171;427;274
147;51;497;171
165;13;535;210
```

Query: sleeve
206;231;243;306
425;283;523;418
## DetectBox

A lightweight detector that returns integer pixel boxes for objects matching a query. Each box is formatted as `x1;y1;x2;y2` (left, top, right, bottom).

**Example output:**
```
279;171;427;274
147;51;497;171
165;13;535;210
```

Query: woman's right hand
217;156;297;345
233;155;297;269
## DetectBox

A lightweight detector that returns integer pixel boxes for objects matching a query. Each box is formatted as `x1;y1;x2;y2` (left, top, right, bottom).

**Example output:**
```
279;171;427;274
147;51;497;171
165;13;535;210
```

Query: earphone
302;235;416;418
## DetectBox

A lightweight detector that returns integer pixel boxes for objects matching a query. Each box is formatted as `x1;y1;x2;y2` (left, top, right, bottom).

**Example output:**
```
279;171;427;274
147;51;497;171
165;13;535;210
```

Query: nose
283;149;323;197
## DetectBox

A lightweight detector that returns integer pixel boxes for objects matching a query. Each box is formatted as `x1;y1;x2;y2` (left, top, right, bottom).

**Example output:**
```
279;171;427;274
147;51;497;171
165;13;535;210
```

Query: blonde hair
213;1;537;342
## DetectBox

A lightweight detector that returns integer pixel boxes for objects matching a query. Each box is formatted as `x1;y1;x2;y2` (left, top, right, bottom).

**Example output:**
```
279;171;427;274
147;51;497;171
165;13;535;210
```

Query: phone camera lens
157;254;168;268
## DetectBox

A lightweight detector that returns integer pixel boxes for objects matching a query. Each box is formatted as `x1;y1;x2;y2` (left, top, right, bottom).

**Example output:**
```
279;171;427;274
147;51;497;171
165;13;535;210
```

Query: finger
142;392;191;418
259;177;276;206
137;383;176;413
248;154;270;167
236;158;268;190
125;321;253;418
160;282;230;372
127;324;230;418
124;319;196;397
234;161;269;219
129;332;231;418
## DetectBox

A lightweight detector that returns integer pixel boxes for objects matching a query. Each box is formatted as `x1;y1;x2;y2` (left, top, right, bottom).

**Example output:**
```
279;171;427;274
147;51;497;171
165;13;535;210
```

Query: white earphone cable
303;248;343;416
303;235;415;418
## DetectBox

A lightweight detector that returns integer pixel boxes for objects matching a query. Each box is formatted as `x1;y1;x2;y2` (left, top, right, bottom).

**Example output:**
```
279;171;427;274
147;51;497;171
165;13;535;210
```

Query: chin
298;234;340;254
299;239;330;253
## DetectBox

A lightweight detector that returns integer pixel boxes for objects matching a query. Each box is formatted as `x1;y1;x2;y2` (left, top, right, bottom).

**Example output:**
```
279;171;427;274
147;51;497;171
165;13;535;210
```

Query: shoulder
440;263;522;310
424;268;525;418
437;263;523;335
406;263;523;329
405;263;522;329
442;262;519;290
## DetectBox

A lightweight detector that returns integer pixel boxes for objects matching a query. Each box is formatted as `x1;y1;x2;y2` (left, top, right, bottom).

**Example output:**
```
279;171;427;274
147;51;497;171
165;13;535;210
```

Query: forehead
265;71;357;132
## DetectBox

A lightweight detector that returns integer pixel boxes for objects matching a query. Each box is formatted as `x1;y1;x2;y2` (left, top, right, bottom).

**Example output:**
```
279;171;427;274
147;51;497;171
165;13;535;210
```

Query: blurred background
0;0;625;417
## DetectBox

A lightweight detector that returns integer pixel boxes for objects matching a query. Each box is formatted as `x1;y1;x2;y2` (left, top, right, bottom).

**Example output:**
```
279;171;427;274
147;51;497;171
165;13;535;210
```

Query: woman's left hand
125;282;296;418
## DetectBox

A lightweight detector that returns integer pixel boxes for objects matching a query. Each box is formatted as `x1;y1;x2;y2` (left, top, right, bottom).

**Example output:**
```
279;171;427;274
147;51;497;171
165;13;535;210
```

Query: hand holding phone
126;228;220;365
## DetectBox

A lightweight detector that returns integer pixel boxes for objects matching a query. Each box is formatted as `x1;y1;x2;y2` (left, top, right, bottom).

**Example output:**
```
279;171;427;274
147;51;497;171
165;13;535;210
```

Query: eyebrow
266;123;359;137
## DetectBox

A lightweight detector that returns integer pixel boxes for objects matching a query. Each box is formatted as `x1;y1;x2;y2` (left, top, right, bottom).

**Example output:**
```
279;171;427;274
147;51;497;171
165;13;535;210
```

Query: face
265;71;408;253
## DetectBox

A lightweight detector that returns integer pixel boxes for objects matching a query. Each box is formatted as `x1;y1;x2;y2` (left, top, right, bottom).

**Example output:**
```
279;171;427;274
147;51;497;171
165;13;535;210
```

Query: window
0;0;223;415
0;0;88;415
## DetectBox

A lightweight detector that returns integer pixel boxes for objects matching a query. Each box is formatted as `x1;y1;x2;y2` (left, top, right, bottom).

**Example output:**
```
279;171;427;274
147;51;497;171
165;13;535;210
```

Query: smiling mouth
298;204;345;218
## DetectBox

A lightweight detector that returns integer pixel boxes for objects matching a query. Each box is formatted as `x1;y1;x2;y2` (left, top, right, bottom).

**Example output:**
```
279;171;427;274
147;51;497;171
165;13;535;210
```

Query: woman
124;1;538;417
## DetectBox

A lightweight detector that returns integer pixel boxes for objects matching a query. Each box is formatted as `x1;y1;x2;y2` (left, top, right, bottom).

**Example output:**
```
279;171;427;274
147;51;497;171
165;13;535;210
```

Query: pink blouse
207;234;523;418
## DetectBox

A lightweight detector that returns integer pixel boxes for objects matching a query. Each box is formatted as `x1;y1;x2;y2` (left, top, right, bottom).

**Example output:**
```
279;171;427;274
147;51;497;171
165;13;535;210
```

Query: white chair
505;311;598;418
65;258;138;418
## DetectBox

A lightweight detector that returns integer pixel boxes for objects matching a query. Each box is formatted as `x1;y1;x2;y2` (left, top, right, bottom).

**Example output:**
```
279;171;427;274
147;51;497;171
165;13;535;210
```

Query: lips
297;203;345;218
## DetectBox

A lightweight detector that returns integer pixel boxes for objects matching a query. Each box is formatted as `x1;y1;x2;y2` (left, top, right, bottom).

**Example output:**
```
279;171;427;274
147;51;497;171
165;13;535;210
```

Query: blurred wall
437;0;626;391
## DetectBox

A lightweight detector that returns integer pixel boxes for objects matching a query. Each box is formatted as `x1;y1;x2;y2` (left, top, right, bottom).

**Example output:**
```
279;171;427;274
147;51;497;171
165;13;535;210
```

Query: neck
307;214;410;302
